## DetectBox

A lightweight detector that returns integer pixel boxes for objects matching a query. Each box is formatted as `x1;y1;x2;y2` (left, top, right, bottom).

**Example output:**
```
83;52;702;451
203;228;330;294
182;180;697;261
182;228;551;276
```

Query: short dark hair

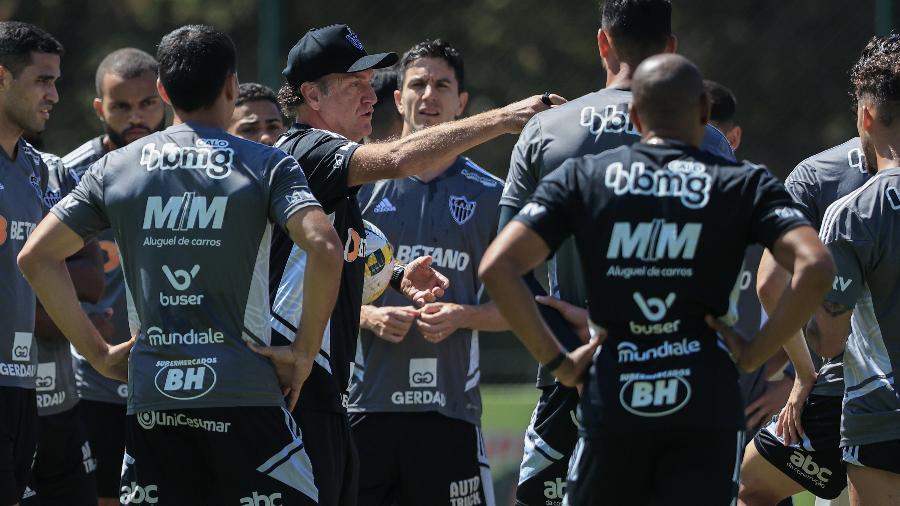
703;80;737;126
95;48;158;97
0;21;63;77
600;0;671;65
398;39;465;92
236;82;278;107
373;67;398;105
851;33;900;126
157;25;236;112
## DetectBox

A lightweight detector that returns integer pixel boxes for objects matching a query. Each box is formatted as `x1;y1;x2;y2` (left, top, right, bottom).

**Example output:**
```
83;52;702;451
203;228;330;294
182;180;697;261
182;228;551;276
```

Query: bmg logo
409;358;437;388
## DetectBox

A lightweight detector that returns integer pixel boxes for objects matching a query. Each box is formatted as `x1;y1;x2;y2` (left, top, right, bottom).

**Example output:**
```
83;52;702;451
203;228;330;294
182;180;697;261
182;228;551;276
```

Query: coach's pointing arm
345;94;564;187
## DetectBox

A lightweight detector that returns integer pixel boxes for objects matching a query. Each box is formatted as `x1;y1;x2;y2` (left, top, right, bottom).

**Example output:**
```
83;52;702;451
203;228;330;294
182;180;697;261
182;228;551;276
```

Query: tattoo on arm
822;301;853;317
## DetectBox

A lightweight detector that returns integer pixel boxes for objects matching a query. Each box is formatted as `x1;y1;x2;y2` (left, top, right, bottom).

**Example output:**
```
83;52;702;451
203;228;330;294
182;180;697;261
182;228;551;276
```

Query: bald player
481;54;834;505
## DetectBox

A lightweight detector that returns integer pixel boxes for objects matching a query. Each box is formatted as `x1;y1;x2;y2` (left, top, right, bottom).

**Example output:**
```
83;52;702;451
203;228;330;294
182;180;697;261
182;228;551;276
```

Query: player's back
54;122;315;413
820;168;900;446
519;140;808;431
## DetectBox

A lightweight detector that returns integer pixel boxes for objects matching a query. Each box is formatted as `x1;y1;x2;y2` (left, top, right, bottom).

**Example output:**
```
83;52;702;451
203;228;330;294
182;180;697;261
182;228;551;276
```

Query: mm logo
143;193;227;231
619;377;691;417
608;220;701;261
154;364;217;400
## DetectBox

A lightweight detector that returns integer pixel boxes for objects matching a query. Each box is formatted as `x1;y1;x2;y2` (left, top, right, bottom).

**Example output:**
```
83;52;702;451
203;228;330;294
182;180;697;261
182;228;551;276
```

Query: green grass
480;383;818;506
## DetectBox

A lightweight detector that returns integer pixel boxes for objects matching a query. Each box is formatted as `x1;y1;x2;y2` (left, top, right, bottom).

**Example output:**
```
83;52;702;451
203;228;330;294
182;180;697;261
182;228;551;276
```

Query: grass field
480;383;817;506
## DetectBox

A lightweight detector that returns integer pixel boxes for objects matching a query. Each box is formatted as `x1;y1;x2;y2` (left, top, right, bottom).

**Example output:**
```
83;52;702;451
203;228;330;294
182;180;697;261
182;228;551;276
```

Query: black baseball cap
282;24;398;86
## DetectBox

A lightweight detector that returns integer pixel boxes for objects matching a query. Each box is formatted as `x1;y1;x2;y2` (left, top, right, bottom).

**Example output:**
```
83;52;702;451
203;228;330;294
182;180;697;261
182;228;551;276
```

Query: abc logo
239;492;282;506
120;482;158;504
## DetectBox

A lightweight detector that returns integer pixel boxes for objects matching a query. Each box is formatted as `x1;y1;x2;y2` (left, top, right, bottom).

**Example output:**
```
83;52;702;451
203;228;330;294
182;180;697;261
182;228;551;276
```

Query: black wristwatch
389;263;405;291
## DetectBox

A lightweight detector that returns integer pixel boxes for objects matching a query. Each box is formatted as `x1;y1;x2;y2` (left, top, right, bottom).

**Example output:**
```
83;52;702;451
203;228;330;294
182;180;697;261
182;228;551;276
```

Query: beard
861;135;879;175
105;117;166;149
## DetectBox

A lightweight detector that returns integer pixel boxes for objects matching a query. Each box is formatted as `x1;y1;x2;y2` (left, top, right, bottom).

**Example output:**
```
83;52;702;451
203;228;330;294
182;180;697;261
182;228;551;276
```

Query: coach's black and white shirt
514;139;808;434
272;124;365;414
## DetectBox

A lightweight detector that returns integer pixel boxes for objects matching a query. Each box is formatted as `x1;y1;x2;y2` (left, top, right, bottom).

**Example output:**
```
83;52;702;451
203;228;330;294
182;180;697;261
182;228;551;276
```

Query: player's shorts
22;403;97;506
122;406;318;505
564;428;744;506
753;394;846;500
79;399;125;498
0;386;38;506
843;440;900;475
350;412;495;506
516;384;580;506
294;408;358;506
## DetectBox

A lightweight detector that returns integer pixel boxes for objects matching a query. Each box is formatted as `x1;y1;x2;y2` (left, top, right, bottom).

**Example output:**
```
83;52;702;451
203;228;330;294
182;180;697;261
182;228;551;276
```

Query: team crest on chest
448;195;476;225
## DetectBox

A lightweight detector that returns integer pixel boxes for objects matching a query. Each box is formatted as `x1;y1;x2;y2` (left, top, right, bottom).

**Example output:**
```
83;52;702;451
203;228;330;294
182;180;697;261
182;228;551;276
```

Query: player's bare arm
17;214;133;382
805;301;853;360
346;93;565;187
34;240;105;340
480;221;602;387
708;226;834;372
252;205;342;411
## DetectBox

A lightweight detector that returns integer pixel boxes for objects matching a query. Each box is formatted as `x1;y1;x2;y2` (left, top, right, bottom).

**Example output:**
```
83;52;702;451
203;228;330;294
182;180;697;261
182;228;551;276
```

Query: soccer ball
362;220;396;304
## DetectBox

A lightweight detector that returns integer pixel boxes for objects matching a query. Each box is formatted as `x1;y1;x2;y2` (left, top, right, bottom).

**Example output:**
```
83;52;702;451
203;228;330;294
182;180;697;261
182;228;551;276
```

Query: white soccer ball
362;220;396;304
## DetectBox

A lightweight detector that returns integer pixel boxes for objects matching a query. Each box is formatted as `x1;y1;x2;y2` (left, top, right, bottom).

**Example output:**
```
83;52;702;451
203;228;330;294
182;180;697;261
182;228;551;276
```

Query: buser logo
162;265;199;290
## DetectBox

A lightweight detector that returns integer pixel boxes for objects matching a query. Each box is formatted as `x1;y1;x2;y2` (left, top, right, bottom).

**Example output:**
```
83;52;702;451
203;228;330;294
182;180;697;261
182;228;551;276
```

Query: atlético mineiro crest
346;29;364;51
29;174;42;199
448;195;476;225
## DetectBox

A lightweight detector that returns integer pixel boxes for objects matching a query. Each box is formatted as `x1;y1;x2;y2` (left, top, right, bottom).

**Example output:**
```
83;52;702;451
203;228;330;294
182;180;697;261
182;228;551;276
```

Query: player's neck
0;112;23;159
171;109;228;131
101;135;120;153
605;63;635;90
642;129;703;148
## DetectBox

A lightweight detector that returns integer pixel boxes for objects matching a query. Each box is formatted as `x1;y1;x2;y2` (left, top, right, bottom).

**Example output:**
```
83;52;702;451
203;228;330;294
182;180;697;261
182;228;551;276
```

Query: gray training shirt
51;123;320;413
0;138;46;389
785;138;870;397
64;136;129;404
820;167;900;447
34;152;81;415
501;88;736;387
350;157;502;425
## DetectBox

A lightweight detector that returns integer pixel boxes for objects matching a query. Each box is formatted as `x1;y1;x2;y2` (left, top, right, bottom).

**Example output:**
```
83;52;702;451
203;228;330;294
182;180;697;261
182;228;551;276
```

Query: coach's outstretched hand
250;343;315;411
400;256;450;306
501;93;567;133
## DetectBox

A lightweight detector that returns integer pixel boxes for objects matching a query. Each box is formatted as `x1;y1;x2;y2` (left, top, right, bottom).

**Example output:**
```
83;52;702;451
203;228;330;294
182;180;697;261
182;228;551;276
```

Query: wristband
389;263;405;291
541;91;553;106
543;351;567;372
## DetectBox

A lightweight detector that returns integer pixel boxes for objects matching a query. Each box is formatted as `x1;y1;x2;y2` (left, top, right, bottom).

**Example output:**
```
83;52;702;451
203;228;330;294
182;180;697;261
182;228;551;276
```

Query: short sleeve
297;134;360;211
501;117;544;209
512;158;581;253
269;154;321;228
783;162;820;226
49;159;109;240
819;206;872;307
747;166;811;249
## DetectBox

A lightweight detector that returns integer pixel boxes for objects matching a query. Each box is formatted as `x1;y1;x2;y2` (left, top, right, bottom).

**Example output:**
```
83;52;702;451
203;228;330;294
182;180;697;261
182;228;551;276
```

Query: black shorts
565;429;744;506
516;384;580;506
22;404;97;506
79;399;126;498
843;439;900;475
350;412;494;506
0;386;38;506
753;394;846;499
294;408;358;506
123;406;318;505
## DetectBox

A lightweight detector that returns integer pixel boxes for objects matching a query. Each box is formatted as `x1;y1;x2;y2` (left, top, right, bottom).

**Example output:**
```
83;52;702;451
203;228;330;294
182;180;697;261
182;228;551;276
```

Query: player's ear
665;35;678;54
727;125;742;152
301;81;322;111
225;73;238;102
629;104;643;134
0;65;12;91
394;89;402;114
861;103;876;133
456;91;469;117
92;97;105;122
598;29;611;59
156;78;173;107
